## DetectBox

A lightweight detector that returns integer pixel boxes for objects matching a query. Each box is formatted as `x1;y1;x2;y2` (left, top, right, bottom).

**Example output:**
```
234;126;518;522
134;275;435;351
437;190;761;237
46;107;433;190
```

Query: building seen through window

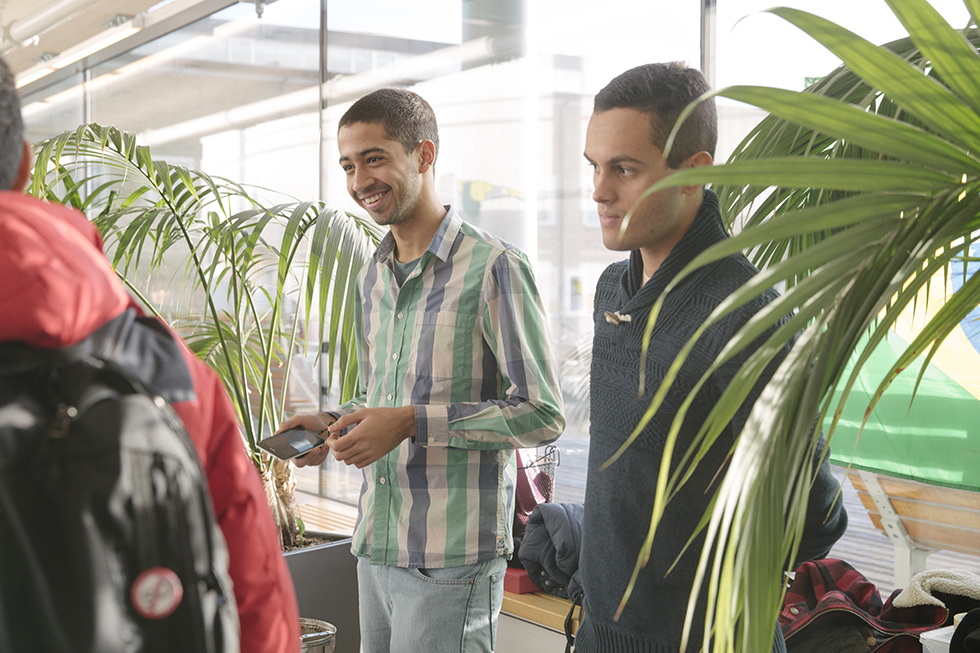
19;0;971;505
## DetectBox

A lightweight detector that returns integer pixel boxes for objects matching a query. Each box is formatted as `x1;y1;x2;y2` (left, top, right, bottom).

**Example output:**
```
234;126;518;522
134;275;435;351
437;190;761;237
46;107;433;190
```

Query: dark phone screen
257;428;324;460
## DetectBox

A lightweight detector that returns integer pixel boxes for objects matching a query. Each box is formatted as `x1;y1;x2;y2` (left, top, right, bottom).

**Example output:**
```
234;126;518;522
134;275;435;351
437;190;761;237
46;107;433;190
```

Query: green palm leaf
28;123;383;548
617;2;980;651
769;6;980;150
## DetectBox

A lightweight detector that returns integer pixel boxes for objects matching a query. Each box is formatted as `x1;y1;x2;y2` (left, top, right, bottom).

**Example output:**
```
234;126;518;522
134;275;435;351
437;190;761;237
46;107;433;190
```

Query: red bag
781;559;956;653
513;446;558;539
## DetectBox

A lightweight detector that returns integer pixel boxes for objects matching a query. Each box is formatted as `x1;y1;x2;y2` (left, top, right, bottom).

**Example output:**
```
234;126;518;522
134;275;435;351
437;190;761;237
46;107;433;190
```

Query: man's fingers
293;443;329;467
276;412;330;436
352;453;380;469
327;434;375;468
275;415;306;435
328;409;365;433
339;450;373;469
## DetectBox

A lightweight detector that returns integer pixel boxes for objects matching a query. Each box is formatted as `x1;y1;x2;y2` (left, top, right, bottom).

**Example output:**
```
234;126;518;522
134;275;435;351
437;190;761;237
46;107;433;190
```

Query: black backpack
0;310;240;653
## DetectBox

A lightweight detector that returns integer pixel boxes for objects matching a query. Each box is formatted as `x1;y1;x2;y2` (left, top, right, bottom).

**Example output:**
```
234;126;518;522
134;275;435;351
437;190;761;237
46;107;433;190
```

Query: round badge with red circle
130;567;184;619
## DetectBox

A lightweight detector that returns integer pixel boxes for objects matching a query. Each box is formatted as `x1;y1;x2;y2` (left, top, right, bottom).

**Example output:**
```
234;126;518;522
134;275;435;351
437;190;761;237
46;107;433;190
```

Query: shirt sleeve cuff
415;404;449;447
320;409;349;435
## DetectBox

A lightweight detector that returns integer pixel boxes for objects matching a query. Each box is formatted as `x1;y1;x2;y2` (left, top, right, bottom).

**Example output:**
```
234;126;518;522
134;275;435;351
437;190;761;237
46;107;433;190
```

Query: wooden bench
847;470;980;588
498;590;580;650
501;591;580;634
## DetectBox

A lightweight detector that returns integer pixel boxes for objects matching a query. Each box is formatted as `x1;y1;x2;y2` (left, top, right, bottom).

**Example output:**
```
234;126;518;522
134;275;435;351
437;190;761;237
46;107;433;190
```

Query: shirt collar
373;205;461;264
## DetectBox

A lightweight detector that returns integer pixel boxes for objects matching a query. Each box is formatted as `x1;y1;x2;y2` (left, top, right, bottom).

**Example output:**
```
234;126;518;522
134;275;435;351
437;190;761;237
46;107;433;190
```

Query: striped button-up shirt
334;208;564;568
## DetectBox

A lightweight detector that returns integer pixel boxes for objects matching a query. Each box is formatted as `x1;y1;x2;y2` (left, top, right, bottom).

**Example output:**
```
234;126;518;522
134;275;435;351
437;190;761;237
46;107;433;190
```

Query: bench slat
846;470;980;585
849;473;980;510
865;513;980;556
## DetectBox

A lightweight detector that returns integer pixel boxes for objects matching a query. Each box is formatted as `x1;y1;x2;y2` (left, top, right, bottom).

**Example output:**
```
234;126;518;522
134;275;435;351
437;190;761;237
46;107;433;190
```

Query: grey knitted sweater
575;190;845;653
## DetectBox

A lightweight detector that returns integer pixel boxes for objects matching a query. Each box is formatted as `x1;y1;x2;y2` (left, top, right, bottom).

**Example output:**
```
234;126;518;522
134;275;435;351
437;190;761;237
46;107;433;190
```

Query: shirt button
789;607;799;615
379;477;386;484
387;394;393;401
397;312;404;319
865;637;876;647
428;437;435;443
392;353;398;360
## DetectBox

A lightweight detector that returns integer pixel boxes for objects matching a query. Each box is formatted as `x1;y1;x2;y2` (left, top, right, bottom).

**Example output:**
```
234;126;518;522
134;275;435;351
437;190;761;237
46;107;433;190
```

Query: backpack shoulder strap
85;310;196;404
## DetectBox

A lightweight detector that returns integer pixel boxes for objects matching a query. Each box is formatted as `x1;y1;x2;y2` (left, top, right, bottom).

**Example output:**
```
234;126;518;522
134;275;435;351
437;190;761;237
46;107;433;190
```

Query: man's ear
417;139;436;174
680;150;713;195
12;140;31;192
688;151;713;168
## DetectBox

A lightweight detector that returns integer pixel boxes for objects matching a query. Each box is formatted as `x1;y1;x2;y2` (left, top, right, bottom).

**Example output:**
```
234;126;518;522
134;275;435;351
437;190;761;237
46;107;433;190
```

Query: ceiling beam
2;0;97;53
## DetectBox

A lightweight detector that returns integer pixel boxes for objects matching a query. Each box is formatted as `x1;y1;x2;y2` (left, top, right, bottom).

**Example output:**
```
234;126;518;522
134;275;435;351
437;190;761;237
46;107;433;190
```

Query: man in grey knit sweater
575;62;847;653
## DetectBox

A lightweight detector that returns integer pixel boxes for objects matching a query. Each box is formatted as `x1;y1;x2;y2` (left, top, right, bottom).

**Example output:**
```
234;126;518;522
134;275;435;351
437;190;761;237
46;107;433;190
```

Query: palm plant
28;123;383;549
613;1;980;650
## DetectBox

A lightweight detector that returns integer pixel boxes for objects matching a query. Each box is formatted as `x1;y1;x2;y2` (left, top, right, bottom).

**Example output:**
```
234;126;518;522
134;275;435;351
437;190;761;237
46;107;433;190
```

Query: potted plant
30;124;378;652
613;1;980;651
28;123;383;551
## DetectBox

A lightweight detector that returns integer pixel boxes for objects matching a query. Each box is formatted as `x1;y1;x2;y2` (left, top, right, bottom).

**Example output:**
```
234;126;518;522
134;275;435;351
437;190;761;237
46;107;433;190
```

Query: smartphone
257;427;325;461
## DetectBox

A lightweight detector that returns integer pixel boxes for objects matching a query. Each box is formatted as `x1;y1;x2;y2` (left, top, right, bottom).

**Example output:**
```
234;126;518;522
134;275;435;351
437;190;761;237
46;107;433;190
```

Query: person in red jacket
0;57;300;653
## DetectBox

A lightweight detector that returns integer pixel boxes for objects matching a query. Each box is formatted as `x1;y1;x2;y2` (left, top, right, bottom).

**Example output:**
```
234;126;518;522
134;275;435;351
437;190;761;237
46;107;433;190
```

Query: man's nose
350;167;373;194
592;171;614;205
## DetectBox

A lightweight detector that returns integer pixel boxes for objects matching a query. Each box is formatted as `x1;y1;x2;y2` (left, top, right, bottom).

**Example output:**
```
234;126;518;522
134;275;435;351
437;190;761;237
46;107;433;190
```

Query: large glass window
24;1;322;191
22;0;970;507
713;0;972;161
22;72;85;145
315;0;700;503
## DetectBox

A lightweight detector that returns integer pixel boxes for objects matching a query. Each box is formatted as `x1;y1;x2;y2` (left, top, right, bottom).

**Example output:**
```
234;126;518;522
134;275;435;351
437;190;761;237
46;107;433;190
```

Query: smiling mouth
361;190;387;206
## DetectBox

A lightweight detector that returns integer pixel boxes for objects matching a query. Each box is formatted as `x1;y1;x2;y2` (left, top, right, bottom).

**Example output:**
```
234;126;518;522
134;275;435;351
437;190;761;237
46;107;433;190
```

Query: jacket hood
0;192;129;348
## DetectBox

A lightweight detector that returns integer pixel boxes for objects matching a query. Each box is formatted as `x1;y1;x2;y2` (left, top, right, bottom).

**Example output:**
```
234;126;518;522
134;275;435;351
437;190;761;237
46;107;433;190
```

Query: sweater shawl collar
623;188;728;308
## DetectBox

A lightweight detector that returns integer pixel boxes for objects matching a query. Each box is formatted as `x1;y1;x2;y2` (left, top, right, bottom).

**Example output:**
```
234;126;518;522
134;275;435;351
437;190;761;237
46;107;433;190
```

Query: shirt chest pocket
410;311;481;382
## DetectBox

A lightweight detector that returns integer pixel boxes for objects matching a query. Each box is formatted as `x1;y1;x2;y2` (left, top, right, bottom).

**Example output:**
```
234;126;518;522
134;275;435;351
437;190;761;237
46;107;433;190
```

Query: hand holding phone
257;427;325;461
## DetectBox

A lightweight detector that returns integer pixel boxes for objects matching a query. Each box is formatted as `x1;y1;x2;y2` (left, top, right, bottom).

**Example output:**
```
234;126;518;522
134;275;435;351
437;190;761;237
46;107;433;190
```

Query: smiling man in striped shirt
280;88;564;653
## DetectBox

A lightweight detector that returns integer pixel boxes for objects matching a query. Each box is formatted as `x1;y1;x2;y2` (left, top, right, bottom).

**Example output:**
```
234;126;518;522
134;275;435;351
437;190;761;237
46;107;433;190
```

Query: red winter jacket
0;191;300;653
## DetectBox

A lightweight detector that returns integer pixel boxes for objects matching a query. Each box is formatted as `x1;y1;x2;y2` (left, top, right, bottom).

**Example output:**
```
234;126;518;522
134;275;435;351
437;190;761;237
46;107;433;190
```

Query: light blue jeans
356;556;508;653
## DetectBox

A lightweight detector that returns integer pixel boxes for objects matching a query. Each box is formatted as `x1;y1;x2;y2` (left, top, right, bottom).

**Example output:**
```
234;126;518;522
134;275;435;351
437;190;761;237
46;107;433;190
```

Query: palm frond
28;122;383;488
621;2;980;651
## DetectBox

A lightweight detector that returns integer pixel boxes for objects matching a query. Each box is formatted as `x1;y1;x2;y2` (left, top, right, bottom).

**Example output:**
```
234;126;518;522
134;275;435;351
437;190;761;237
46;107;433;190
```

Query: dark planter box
284;534;359;653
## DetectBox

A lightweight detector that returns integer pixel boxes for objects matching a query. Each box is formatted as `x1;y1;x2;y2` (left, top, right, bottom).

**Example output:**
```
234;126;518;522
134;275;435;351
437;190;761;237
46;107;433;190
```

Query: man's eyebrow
583;152;645;166
338;146;389;165
607;155;645;166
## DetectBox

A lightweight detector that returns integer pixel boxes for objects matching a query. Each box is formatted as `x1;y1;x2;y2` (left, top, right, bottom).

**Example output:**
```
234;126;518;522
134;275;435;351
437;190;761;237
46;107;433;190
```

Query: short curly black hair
338;88;439;163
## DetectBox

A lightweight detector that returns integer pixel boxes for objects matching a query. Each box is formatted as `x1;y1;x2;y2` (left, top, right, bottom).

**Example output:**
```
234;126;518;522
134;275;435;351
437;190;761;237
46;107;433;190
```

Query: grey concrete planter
284;534;359;653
